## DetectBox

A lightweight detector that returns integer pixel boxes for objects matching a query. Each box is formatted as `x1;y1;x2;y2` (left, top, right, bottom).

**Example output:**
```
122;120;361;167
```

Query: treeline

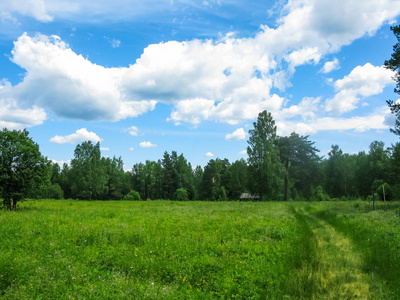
46;133;400;202
1;112;400;208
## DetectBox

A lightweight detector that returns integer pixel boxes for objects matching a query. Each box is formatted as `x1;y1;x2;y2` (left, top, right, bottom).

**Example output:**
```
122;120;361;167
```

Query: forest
1;108;399;210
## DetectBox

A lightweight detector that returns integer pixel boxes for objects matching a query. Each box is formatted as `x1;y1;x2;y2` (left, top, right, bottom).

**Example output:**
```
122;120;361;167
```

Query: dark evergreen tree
247;110;284;200
277;133;321;201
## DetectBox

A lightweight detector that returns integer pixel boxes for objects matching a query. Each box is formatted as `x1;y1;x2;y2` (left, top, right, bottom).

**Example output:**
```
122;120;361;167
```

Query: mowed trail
297;208;371;299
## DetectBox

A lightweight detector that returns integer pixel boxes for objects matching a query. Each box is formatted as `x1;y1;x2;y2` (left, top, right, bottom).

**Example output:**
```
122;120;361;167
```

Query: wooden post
372;191;375;210
383;184;386;202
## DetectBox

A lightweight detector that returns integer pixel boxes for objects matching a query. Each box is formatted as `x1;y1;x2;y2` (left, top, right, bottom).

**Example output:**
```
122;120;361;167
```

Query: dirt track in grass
296;207;371;299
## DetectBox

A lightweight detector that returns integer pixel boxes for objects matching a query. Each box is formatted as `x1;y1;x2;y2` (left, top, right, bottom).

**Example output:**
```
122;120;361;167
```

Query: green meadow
0;200;399;299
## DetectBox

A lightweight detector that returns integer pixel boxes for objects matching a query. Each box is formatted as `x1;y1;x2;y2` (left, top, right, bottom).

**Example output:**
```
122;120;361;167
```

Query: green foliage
217;186;228;201
277;133;321;200
0;128;49;210
123;190;141;201
70;141;108;200
312;185;330;202
377;183;392;201
247;110;284;200
46;183;64;199
173;188;189;201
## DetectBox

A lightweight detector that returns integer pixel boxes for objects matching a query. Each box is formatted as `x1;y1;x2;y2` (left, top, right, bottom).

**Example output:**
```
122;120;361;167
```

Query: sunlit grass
0;200;399;299
0;200;310;299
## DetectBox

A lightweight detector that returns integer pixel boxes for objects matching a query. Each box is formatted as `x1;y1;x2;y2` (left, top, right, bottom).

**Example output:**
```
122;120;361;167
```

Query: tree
384;25;400;136
247;110;284;200
70;141;107;200
276;133;320;201
173;188;189;201
0;129;49;210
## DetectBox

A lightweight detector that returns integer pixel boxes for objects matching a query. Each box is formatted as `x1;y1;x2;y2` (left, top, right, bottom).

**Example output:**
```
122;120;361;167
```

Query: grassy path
296;207;371;299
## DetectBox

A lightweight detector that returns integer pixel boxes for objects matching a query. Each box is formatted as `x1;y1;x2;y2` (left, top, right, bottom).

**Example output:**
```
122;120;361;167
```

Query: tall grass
1;200;399;299
307;201;400;299
0;200;312;299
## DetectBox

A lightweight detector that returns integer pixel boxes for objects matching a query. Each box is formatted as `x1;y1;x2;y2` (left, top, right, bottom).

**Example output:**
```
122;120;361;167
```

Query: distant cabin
240;193;260;201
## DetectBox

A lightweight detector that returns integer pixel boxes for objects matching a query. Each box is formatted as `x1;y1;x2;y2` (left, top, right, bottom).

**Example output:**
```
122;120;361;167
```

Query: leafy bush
47;183;64;199
173;188;189;201
123;190;141;201
312;185;330;201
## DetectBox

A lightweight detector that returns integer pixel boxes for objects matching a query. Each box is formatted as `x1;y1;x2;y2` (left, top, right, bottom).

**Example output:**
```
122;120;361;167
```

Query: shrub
47;183;64;199
173;188;189;201
312;185;330;202
123;190;141;201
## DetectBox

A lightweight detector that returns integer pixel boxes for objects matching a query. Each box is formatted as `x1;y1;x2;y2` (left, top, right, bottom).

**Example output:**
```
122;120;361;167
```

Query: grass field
0;200;399;299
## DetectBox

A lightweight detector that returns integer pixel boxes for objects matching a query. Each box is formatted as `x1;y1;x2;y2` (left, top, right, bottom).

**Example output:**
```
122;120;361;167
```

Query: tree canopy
247;110;284;200
0;128;48;210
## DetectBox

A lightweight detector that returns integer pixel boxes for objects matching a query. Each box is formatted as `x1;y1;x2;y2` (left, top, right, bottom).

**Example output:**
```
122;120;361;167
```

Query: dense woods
1;113;399;208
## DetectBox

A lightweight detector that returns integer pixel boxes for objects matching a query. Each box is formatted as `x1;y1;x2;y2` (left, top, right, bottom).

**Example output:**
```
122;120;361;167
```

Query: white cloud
139;141;157;148
6;33;156;122
0;0;53;22
205;152;214;157
279;97;321;120
226;128;247;141
325;63;394;114
320;58;340;73
100;147;109;151
239;150;247;155
129;147;134;151
127;126;139;136
277;113;389;136
49;128;103;144
0;97;47;130
2;1;400;129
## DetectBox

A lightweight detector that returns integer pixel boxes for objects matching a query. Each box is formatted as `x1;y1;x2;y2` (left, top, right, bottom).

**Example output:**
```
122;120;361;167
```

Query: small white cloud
205;152;214;157
100;147;109;151
320;58;340;73
226;128;247;141
127;126;139;136
111;39;121;48
139;141;157;148
239;150;247;155
129;147;134;151
49;128;103;144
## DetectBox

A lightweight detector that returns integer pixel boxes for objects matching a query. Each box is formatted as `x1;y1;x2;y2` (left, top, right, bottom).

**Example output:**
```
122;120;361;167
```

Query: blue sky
1;0;400;169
